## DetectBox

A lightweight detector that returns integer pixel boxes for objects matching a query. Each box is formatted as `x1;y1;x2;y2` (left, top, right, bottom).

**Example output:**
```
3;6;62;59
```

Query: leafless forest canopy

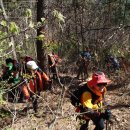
0;0;130;130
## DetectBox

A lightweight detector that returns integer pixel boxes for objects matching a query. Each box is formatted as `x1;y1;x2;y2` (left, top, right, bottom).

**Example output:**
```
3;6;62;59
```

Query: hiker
20;55;45;79
80;48;91;61
0;58;22;102
76;47;91;79
21;60;51;112
0;58;20;84
74;72;111;130
48;52;60;79
105;54;120;72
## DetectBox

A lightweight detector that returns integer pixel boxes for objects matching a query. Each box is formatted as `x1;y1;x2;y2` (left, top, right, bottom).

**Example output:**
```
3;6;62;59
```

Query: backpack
70;82;89;107
80;51;91;60
70;82;101;107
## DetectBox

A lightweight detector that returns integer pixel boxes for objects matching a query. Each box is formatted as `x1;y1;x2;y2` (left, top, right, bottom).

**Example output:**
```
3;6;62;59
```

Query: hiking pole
105;120;114;130
106;120;108;130
4;74;35;94
4;79;27;94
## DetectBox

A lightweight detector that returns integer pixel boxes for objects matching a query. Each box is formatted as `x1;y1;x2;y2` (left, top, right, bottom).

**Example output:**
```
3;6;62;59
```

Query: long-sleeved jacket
22;71;50;99
81;85;106;111
1;63;19;84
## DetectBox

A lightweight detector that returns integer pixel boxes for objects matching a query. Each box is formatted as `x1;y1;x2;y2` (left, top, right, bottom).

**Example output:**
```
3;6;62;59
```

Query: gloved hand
94;111;101;117
45;80;52;90
46;80;52;85
87;110;101;118
101;108;111;120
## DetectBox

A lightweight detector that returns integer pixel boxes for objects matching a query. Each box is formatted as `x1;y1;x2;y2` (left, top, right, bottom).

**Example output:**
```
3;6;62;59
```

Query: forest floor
0;72;130;130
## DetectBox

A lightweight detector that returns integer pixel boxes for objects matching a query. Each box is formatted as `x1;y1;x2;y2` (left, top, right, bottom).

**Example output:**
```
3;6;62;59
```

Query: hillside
0;73;130;130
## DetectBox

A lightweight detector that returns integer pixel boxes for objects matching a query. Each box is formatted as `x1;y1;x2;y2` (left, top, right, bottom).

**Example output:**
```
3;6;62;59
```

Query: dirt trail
0;76;130;130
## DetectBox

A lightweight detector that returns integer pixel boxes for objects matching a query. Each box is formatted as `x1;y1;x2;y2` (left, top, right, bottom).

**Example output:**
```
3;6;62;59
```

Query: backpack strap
80;84;100;105
102;89;107;106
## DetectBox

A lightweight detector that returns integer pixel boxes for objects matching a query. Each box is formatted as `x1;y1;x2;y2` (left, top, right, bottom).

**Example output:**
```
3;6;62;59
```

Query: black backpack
70;82;89;107
70;82;101;107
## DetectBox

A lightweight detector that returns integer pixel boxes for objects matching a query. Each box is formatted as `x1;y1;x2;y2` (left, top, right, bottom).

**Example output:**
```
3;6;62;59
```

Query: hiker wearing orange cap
77;71;111;130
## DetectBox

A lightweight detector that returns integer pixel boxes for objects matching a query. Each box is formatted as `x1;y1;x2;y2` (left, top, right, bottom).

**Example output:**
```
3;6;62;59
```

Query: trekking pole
4;79;27;94
106;120;108;130
106;120;114;130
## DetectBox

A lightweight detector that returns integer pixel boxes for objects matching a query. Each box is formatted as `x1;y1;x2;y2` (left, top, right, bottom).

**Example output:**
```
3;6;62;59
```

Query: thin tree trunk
0;0;17;60
37;0;48;73
73;0;79;54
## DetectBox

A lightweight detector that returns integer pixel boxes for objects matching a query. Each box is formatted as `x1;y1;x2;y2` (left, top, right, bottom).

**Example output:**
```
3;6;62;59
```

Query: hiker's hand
48;80;52;84
105;108;111;120
88;110;100;117
45;80;52;85
86;109;100;118
94;111;101;117
50;65;53;68
101;108;111;120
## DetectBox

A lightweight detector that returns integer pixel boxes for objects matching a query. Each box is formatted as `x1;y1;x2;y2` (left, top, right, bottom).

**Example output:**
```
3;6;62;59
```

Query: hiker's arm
42;72;50;81
42;72;52;86
12;72;20;84
50;56;56;67
22;84;30;100
81;92;101;117
81;92;99;110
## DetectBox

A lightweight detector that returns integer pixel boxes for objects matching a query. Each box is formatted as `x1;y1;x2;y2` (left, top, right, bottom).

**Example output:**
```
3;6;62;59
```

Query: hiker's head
85;46;90;51
21;56;33;62
88;71;111;92
52;51;55;55
25;56;33;62
5;58;14;70
6;58;13;64
26;61;38;73
49;51;54;56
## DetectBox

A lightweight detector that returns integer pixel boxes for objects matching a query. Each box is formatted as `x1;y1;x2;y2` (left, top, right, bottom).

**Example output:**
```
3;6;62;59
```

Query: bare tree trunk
80;2;85;51
73;0;79;54
0;0;17;60
37;0;48;73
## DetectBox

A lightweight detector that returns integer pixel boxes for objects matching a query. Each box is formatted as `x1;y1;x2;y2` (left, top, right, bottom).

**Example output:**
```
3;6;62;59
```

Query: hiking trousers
80;117;104;130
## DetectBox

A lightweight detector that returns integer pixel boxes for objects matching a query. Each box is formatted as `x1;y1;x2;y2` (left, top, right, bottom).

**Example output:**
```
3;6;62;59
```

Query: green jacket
1;63;20;84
